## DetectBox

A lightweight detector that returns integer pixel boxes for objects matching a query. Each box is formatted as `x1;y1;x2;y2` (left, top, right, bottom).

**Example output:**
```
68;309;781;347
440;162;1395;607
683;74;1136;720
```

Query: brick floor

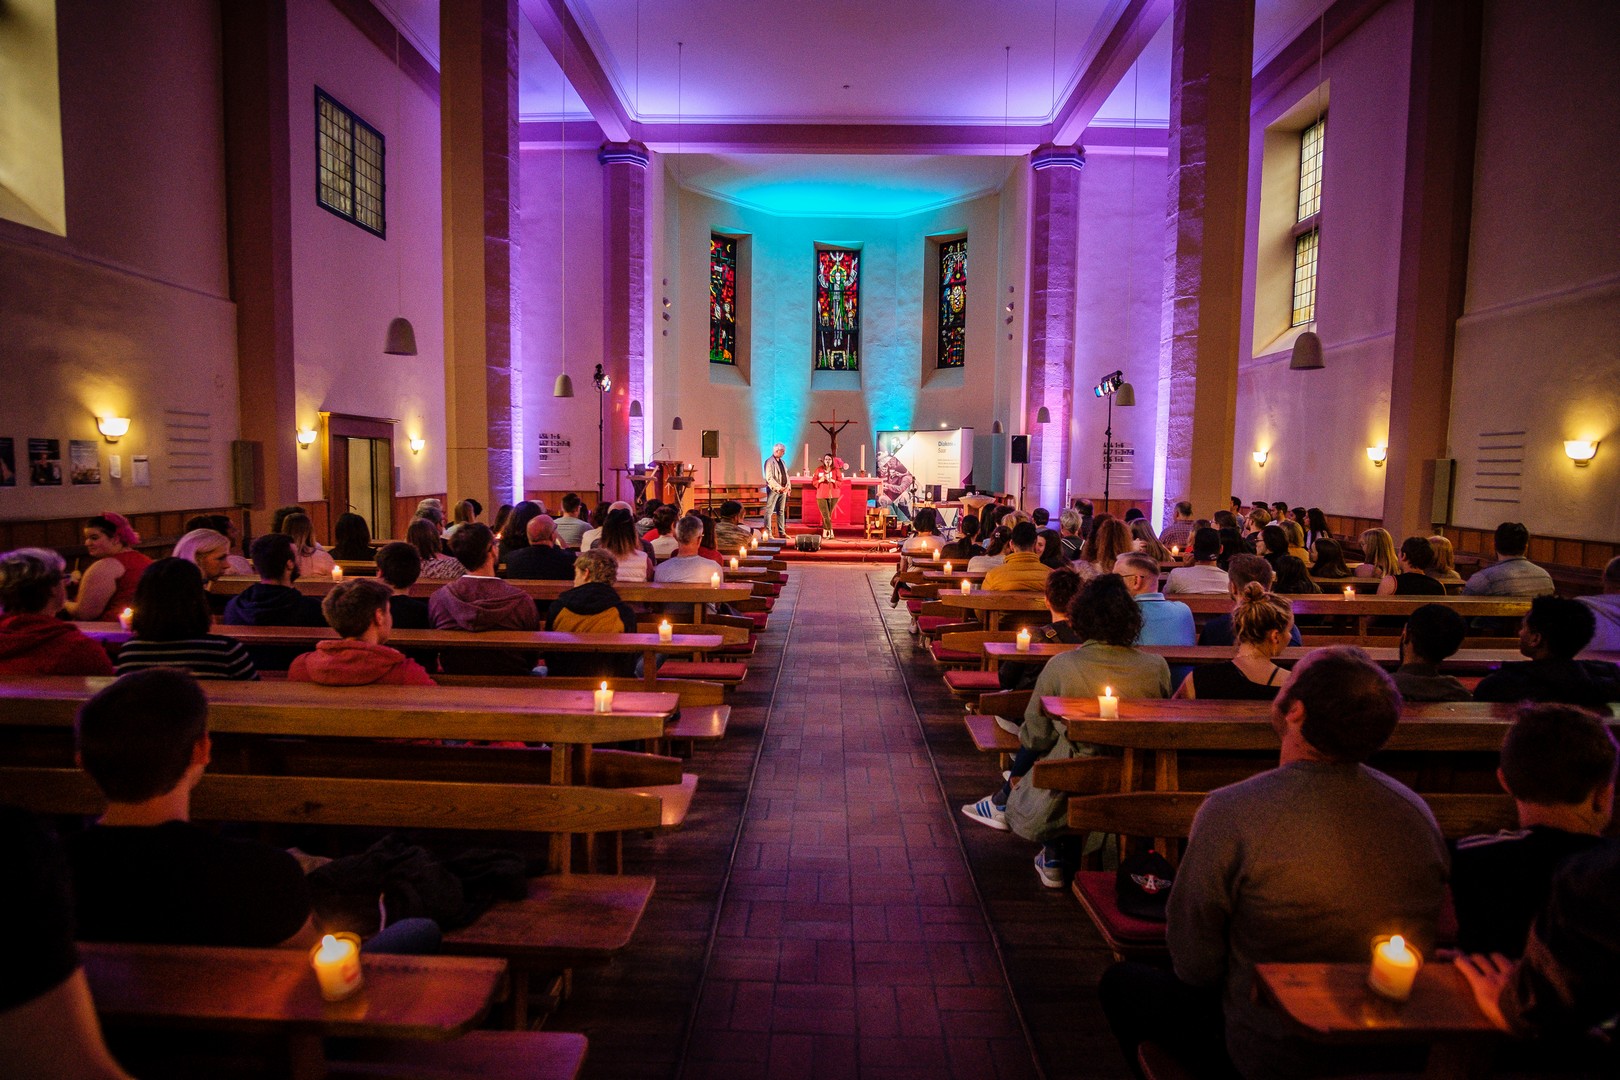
682;565;1041;1080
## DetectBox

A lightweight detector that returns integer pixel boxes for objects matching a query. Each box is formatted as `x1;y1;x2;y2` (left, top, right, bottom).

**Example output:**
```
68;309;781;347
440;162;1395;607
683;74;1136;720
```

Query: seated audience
645;505;680;559
0;547;114;676
1073;499;1095;541
1056;510;1083;562
1377;535;1447;597
1036;528;1066;570
114;558;256;680
1115;551;1195;646
64;513;151;621
503;514;577;580
1079;517;1133;580
1279;518;1310;564
1215;526;1251;570
428;523;540;676
656;516;721;583
1129;519;1170;562
1426;533;1463;583
413;498;446;528
1242;507;1272;539
1304;507;1332;550
1163;528;1229;594
184;513;252;574
1258;524;1290;572
1272;555;1318;595
281;512;335;578
374;541;431;629
1102;648;1447;1080
942;515;984;562
635;499;663;537
1158;500;1196;552
963;575;1172;889
1308;536;1353;579
1174;583;1292;699
442;497;482;541
498;501;542;563
329;512;373;562
543;549;637;679
713;500;755;554
1031;507;1050;529
552;492;590;549
1355;527;1399;579
1463;521;1555;598
222;534;325;670
579;500;626;553
1392;603;1472;702
967;526;1012;572
1452;704;1615;958
983;522;1051;592
288;578;434;686
173;527;234;614
695;512;724;564
490;502;514;540
270;504;305;534
1577;556;1620;653
1199;555;1304;648
598;508;655;583
1474;596;1620;707
408;517;465;580
0;806;134;1080
900;507;945;562
1122;508;1145;528
997;567;1084;692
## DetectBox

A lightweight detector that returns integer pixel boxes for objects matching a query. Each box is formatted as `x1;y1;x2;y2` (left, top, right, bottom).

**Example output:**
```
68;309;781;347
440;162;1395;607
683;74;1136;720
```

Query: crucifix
812;407;857;458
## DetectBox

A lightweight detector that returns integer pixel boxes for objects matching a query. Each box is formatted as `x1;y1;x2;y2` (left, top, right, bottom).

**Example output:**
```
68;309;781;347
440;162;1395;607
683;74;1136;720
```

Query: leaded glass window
1290;116;1324;327
316;88;385;237
814;248;860;370
937;238;967;368
710;235;737;364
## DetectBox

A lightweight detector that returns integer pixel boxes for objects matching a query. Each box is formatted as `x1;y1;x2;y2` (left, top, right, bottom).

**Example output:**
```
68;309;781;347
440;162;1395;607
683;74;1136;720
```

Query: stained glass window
316;88;385;237
814;248;860;370
1290;116;1324;328
710;235;737;365
937;238;967;368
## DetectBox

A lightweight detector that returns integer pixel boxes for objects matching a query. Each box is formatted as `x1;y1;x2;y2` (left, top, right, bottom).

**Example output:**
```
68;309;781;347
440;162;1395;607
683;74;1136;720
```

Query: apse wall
286;0;447;504
656;176;1018;491
1233;0;1412;520
0;0;238;519
1447;0;1620;543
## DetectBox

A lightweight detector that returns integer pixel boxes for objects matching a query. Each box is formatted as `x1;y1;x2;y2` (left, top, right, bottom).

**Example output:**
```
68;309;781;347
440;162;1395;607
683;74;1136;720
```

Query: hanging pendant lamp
383;35;416;355
553;71;574;396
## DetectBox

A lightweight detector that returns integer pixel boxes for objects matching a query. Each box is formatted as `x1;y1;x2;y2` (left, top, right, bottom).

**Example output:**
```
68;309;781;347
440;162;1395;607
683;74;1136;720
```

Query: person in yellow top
981;522;1052;593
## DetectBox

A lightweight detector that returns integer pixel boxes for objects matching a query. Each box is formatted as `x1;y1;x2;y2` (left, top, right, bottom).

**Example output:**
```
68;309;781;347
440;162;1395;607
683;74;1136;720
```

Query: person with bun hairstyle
1174;583;1293;699
63;513;151;621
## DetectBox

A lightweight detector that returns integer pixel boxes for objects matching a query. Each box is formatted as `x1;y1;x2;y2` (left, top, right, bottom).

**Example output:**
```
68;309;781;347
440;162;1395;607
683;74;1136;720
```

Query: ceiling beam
519;0;633;142
633;121;1047;156
1050;0;1173;146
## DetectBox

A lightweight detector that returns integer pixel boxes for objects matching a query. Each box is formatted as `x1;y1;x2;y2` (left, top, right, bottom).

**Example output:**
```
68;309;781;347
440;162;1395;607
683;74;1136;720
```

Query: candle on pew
1171;545;1180;557
310;933;363;1001
658;619;673;643
1368;935;1421;1001
1344;586;1355;600
1098;686;1119;719
960;580;973;595
331;566;343;582
751;536;759;550
932;549;940;562
943;561;952;575
594;681;614;713
1016;627;1031;653
118;607;134;632
710;571;721;587
730;556;739;570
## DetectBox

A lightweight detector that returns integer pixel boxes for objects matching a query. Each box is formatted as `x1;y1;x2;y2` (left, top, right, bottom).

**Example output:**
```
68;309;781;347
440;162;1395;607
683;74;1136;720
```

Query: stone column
1151;0;1254;526
1025;145;1084;512
600;142;649;501
441;0;519;511
220;0;296;517
1382;0;1482;538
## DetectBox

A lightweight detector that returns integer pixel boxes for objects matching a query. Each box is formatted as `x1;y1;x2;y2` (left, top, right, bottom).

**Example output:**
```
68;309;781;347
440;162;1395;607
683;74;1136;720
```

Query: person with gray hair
502;514;575;581
0;548;115;675
762;442;790;539
655;515;721;584
1057;509;1083;561
172;528;232;585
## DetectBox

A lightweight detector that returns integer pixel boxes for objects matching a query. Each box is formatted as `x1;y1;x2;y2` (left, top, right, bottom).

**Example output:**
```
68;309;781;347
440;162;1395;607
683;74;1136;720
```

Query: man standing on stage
762;443;790;540
876;436;916;525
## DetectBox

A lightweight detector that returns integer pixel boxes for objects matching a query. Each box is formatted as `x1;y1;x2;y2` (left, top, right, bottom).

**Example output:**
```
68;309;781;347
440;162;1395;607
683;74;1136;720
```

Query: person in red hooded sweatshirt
0;548;114;676
287;578;435;686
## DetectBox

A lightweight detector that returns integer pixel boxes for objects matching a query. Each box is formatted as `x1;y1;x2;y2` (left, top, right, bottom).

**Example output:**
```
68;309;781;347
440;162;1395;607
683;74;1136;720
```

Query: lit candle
118;607;134;632
1344;586;1355;601
658;619;672;643
1368;935;1421;1001
1171;545;1180;557
960;580;973;595
860;444;866;473
804;443;810;474
943;561;952;575
710;571;721;587
310;933;363;1002
730;556;739;570
331;566;343;582
751;536;759;549
594;681;614;713
1016;628;1031;653
739;545;748;558
932;549;940;562
1098;686;1119;719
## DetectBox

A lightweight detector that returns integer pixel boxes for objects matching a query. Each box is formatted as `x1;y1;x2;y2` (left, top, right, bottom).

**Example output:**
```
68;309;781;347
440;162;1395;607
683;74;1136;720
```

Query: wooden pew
82;941;591;1080
434;673;733;743
979;642;1542;674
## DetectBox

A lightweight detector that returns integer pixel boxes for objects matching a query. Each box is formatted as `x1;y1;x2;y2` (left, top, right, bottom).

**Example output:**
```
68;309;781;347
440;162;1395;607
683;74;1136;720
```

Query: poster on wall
872;429;974;521
131;455;151;487
28;438;62;486
70;440;101;485
0;438;14;487
1104;440;1135;486
534;432;574;480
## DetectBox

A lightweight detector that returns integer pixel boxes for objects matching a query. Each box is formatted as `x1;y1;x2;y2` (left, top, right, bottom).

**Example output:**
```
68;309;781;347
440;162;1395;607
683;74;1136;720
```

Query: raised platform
761;521;900;563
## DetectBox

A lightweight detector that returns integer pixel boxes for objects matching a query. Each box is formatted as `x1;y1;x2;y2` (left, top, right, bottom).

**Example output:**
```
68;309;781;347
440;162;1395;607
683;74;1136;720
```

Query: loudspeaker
1426;458;1455;525
795;534;822;552
1010;435;1029;464
229;440;259;507
701;430;720;459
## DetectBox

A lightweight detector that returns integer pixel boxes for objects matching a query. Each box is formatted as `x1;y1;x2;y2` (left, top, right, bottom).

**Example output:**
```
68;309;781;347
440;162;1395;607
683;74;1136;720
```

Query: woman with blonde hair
281;513;335;578
1354;527;1399;579
1279;518;1311;564
1174;582;1293;699
1129;519;1169;562
1426;534;1462;583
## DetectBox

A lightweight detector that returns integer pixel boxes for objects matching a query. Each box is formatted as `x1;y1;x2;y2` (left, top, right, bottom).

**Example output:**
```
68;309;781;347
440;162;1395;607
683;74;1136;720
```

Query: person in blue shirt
1114;551;1194;645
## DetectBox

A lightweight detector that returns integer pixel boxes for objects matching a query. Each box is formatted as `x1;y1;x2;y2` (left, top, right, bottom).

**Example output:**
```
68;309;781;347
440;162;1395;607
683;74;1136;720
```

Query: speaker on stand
1010;434;1029;509
701;430;720;511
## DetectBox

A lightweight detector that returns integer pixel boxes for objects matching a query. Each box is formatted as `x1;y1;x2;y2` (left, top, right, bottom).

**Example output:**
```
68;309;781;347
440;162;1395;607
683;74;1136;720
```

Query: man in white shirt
1163;528;1230;595
653;515;717;583
762;443;790;540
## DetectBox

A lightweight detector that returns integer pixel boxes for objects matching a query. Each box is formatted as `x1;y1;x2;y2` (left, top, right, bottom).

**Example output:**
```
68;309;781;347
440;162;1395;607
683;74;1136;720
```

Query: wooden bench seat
943;669;1002;698
657;660;748;684
621;773;700;828
328;1032;589;1080
964;714;1020;753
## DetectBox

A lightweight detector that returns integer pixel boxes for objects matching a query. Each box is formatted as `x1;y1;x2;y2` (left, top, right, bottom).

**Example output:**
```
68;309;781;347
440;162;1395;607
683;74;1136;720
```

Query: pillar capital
598;141;650;168
1029;144;1085;171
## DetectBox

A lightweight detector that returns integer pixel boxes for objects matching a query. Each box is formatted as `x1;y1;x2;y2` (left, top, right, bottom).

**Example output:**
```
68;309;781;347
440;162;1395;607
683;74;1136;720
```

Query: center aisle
683;564;1041;1080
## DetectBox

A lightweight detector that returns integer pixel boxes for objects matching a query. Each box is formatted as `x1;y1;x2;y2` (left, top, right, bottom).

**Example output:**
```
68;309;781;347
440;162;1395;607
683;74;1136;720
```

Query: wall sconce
1564;440;1598;467
96;416;131;443
1366;445;1387;467
296;428;318;448
408;436;425;455
1252;449;1269;468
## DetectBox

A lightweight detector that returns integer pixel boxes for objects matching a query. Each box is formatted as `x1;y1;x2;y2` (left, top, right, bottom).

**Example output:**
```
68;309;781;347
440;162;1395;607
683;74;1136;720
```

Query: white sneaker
1034;849;1065;889
961;796;1008;831
993;715;1020;736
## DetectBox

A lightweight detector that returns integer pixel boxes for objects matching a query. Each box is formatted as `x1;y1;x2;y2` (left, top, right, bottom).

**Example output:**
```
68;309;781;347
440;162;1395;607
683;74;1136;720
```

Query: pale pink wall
1232;0;1412;519
286;0;446;503
0;0;238;519
1448;0;1620;541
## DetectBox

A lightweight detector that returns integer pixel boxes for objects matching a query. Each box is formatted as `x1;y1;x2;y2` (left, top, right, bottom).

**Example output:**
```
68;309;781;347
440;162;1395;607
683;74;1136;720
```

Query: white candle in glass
310;933;363;1001
1344;586;1355;600
1015;628;1031;653
658;619;672;643
710;571;721;587
961;580;973;595
594;681;614;713
331;566;343;582
943;561;952;575
1098;686;1119;719
730;557;739;570
1367;935;1421;1001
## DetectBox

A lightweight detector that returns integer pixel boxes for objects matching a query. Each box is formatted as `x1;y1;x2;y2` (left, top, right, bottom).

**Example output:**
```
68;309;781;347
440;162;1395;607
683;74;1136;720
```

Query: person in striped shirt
114;558;256;680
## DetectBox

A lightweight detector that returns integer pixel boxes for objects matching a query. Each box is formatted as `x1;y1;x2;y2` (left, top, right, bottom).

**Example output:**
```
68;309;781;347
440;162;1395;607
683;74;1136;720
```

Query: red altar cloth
792;476;881;528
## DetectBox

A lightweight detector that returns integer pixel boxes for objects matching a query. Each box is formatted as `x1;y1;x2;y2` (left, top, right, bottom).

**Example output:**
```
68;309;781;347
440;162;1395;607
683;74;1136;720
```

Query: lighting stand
593;364;611;505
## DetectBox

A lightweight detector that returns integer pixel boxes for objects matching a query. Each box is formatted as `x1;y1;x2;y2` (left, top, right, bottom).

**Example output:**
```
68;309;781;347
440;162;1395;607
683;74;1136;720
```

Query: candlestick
118;607;134;632
860;444;866;473
1016;628;1031;653
710;571;721;587
1368;935;1421;1001
658;619;672;643
960;580;973;595
594;682;614;713
804;443;810;474
310;933;363;1002
331;566;343;582
1098;686;1119;719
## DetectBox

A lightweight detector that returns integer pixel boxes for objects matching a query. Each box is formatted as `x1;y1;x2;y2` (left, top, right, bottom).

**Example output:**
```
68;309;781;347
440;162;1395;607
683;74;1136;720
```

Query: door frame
320;412;397;540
